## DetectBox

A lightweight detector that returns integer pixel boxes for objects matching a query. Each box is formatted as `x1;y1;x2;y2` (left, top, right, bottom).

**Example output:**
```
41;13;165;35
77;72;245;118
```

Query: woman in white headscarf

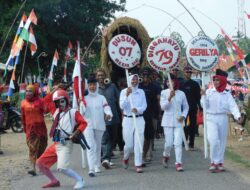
84;76;113;177
119;74;147;173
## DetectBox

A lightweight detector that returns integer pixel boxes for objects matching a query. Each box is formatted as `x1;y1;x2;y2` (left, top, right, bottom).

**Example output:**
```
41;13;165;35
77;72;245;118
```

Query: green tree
0;0;126;82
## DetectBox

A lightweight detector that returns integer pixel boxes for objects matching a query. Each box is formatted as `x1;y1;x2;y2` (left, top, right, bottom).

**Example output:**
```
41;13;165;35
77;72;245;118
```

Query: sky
115;0;250;44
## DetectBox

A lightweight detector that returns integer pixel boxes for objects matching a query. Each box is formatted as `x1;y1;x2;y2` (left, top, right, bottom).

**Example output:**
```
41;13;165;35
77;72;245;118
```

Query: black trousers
184;110;197;148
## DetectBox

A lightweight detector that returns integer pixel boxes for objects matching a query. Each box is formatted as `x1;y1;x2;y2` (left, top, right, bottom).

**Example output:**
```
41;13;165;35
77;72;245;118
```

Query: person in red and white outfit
201;69;243;173
160;74;189;172
36;88;87;189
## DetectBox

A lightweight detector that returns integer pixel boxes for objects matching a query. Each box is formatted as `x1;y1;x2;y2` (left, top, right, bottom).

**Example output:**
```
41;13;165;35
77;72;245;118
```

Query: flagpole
0;0;27;56
20;43;28;84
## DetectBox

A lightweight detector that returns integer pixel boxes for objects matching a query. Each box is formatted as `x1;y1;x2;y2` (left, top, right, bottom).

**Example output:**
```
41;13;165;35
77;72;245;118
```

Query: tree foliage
0;0;126;82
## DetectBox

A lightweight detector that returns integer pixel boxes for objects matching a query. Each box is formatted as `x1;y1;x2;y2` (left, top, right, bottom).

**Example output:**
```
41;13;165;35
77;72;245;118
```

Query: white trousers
207;114;228;164
84;127;104;172
56;141;73;169
122;116;145;167
163;127;182;164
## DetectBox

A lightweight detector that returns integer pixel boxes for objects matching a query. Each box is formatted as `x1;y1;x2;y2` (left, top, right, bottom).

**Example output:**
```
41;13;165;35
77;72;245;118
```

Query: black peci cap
215;69;228;77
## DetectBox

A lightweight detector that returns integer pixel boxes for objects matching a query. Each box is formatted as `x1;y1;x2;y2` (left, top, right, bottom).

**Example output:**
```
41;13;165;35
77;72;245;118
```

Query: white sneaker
109;161;115;166
102;160;111;169
94;166;101;173
74;179;85;189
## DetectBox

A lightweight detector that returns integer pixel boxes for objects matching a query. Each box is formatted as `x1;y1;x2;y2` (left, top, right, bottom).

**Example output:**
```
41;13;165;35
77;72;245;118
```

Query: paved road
11;137;250;190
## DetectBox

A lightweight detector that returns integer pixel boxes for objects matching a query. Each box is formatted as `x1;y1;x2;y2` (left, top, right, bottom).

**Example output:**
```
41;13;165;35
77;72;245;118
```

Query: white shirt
119;88;147;116
84;93;113;131
201;88;240;120
160;89;189;127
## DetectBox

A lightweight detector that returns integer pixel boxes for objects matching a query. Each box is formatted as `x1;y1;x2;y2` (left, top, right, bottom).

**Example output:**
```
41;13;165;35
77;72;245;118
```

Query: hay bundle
101;17;151;77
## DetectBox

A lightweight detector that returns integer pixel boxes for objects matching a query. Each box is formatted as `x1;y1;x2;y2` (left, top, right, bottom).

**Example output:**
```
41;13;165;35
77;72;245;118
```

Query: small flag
245;12;250;19
28;26;37;56
63;41;73;82
48;49;59;80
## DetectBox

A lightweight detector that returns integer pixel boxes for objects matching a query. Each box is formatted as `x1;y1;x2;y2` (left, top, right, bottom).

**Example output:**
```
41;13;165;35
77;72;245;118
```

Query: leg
84;127;96;174
217;115;228;164
36;144;59;188
95;130;104;170
174;127;183;164
122;118;134;161
163;127;174;158
207;115;220;164
134;117;145;167
188;110;197;148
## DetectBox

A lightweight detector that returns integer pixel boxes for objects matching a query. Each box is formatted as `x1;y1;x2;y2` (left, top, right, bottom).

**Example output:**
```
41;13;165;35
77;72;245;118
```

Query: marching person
83;75;113;177
139;68;159;164
201;69;242;173
95;68;120;169
160;74;189;172
180;65;201;150
120;73;147;173
20;84;48;176
36;87;87;189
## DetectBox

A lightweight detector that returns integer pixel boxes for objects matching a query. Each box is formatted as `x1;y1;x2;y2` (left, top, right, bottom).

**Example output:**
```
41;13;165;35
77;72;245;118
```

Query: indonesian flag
63;41;73;82
11;9;37;57
72;41;86;114
29;27;37;56
48;50;59;80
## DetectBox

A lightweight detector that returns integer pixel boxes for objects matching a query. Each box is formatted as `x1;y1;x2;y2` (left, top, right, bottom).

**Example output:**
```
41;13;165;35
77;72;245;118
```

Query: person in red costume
36;88;87;189
21;84;48;176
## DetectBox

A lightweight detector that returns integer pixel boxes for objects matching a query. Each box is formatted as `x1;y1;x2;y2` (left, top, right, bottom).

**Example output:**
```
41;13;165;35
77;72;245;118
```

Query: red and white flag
72;41;86;114
245;12;250;19
48;49;59;80
28;26;37;56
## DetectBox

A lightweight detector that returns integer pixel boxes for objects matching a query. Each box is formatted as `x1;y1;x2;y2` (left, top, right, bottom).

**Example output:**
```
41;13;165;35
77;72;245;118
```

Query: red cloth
36;143;57;168
172;78;180;90
213;75;227;92
20;98;47;138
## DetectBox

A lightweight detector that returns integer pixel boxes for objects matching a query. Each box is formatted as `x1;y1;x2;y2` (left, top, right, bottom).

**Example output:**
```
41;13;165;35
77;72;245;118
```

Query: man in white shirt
119;74;147;173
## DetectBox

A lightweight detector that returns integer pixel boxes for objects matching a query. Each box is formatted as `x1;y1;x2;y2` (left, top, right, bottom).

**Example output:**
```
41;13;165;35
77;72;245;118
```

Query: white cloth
201;88;240;120
163;127;182;164
53;109;77;139
122;117;145;166
201;88;241;164
56;141;73;169
160;89;189;127
84;93;113;131
119;82;147;167
119;87;147;116
84;127;104;172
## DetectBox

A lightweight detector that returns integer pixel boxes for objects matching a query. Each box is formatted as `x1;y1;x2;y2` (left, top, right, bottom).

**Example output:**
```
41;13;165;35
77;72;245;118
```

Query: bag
196;110;203;126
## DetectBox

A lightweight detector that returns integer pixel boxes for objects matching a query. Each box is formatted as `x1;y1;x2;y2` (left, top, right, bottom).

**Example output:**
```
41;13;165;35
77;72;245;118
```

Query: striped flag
63;41;73;82
12;9;37;57
48;49;59;80
5;12;27;69
29;26;37;56
72;41;86;114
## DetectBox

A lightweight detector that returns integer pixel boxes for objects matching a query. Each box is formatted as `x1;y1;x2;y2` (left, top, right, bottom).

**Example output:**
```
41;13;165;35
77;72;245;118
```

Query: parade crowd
0;65;246;189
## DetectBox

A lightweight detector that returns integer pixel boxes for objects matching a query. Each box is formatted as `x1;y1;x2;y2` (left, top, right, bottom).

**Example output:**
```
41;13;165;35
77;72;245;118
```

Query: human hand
131;108;138;114
177;116;185;123
105;114;112;121
200;89;206;96
126;87;132;97
168;90;175;101
70;129;81;142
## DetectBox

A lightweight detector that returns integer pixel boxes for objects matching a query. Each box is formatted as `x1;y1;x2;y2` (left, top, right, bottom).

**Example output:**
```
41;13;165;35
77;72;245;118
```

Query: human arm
160;90;172;111
103;96;113;121
132;90;147;114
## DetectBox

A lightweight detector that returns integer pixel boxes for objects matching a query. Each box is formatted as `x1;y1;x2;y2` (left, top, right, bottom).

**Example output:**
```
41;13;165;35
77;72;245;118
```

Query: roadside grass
225;148;250;169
